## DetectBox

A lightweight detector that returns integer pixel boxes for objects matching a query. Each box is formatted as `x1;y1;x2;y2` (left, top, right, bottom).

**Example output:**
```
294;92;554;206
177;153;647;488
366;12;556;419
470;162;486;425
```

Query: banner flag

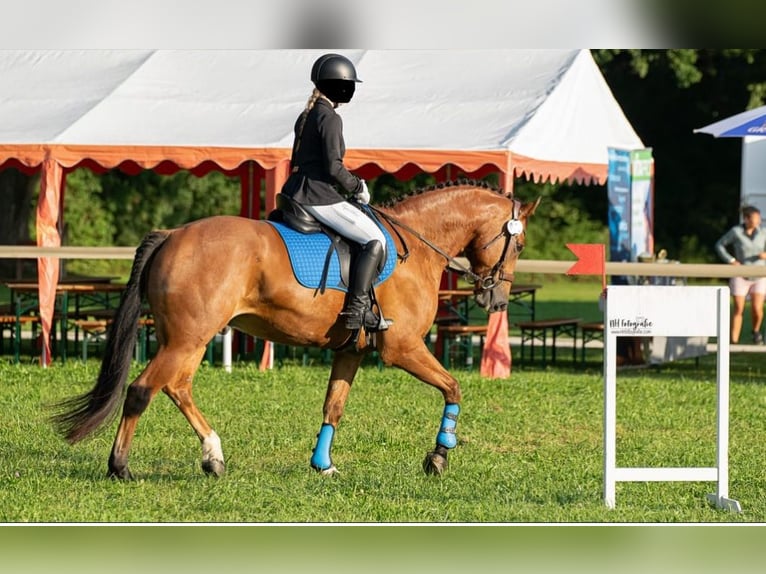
566;243;605;275
480;312;511;379
566;243;606;291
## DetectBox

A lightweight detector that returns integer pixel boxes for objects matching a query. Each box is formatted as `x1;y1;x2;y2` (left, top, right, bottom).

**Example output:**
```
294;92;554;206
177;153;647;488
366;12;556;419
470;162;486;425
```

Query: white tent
0;49;642;184
0;49;643;363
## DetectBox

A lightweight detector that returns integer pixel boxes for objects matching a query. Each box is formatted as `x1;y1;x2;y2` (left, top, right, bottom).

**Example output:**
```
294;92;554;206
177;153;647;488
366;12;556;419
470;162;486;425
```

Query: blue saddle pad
267;214;396;292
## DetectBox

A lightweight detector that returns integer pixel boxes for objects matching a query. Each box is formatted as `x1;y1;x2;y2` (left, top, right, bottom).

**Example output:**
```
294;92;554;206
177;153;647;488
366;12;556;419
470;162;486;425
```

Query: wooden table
5;281;126;363
434;284;542;372
508;283;541;321
437;283;541;325
437;289;475;325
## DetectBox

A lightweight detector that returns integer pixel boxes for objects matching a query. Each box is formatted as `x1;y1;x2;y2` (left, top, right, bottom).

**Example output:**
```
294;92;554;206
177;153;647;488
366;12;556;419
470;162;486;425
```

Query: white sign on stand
604;285;741;512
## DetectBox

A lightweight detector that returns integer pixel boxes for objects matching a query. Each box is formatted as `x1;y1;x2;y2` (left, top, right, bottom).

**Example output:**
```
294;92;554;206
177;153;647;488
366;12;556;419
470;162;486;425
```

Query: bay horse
51;180;540;479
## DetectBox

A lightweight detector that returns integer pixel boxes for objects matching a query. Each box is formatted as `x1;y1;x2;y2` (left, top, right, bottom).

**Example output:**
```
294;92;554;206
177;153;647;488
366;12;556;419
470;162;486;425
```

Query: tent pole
503;153;514;194
259;160;290;369
264;160;290;215
240;160;261;219
239;162;250;218
236;161;261;357
58;169;68;278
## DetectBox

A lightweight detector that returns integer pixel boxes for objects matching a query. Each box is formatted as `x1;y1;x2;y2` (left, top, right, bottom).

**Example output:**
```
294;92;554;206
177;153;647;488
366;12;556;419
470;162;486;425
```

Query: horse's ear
522;196;542;217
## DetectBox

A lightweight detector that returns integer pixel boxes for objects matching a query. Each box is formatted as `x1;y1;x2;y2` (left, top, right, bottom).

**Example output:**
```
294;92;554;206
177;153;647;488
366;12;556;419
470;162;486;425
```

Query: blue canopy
694;105;766;138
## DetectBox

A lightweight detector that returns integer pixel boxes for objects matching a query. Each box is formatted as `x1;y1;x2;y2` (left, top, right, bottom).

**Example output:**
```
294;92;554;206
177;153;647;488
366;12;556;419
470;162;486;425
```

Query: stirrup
374;314;392;331
341;308;380;331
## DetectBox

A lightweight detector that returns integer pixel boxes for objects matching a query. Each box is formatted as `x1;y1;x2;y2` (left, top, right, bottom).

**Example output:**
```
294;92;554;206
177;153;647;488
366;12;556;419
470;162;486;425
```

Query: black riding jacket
281;97;363;206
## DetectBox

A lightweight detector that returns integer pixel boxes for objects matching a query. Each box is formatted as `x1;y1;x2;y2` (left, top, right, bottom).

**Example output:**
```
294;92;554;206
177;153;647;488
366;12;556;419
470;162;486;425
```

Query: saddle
271;193;323;234
266;194;395;294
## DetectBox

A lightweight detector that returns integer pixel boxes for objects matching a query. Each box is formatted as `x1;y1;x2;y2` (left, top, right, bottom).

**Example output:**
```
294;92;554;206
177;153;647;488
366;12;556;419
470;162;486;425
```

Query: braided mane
380;178;511;208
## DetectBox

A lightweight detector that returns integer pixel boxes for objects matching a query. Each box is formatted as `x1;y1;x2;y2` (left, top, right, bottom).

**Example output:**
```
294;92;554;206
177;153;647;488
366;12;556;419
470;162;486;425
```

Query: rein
370;206;480;282
368;200;523;291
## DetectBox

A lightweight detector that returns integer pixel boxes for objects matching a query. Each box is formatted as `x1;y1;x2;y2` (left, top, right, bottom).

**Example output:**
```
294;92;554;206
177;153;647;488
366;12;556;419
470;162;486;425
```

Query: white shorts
729;276;766;297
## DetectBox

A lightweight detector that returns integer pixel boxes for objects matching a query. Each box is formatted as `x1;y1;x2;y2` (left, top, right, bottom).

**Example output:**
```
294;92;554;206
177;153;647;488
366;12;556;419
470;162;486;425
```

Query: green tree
62;169;116;276
595;49;766;262
512;180;608;261
62;168;241;276
99;169;240;247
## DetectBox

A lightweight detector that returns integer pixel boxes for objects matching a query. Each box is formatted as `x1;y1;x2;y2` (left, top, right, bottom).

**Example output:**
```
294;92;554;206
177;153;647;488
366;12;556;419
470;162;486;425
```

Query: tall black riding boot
341;240;385;330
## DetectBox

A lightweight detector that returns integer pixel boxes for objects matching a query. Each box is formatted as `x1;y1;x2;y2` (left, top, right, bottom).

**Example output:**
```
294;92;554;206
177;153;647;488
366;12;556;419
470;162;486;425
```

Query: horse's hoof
422;450;448;475
312;464;339;476
202;458;226;477
107;467;134;480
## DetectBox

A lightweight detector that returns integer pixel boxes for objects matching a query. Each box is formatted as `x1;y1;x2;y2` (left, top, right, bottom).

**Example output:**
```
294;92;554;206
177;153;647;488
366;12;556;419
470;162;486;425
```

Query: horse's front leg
310;350;364;475
382;338;462;475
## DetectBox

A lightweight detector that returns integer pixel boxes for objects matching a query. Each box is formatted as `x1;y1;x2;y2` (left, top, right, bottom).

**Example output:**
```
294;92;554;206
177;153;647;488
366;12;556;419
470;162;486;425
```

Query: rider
280;53;386;331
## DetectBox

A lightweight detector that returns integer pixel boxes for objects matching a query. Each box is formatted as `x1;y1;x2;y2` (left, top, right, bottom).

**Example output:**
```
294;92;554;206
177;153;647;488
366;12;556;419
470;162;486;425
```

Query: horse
51;180;540;479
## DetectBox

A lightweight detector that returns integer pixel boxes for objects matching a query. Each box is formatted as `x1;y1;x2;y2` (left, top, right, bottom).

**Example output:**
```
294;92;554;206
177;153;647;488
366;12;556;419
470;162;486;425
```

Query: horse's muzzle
475;286;508;313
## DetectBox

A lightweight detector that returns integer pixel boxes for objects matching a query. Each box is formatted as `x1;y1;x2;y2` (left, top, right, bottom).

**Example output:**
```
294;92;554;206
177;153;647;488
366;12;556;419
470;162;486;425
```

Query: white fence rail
2;246;765;279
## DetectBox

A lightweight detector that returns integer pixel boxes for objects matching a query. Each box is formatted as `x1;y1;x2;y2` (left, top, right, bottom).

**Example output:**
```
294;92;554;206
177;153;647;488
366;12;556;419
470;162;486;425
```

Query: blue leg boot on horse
310;423;337;475
423;403;461;474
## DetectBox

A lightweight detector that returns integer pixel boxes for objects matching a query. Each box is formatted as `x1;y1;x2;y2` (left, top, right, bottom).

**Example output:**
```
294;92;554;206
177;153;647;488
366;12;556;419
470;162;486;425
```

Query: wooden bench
73;319;111;360
83;308;117;320
517;318;581;366
580;322;605;362
0;313;40;357
437;324;488;369
72;315;156;362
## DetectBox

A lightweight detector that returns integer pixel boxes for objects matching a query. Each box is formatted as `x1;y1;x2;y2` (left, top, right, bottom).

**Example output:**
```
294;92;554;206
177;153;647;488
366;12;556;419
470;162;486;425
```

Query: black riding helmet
311;53;362;104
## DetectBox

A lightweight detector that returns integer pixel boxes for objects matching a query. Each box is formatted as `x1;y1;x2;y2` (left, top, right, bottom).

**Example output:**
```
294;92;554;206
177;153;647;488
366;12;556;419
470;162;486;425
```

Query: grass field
1;348;765;523
2;275;766;524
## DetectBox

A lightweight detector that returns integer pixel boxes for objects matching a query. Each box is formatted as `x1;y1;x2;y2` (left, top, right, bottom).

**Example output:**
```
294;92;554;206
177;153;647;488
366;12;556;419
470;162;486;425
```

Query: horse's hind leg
309;351;364;475
161;349;225;477
108;362;164;479
108;346;214;479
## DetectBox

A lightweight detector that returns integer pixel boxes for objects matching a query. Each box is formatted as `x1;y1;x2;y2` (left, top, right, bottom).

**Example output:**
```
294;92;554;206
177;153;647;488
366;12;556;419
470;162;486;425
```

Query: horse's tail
50;230;171;444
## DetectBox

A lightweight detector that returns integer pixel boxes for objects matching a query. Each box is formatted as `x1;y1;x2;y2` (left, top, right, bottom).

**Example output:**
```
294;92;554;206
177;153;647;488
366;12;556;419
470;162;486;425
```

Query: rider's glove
355;179;370;205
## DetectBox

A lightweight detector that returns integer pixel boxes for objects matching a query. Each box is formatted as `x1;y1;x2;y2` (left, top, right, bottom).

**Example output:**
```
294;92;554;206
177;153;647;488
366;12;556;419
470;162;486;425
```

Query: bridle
369;199;525;296
472;200;525;291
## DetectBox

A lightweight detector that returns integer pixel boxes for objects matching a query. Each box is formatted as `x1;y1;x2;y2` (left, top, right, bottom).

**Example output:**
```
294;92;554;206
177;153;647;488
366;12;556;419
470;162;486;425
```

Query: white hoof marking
202;430;224;465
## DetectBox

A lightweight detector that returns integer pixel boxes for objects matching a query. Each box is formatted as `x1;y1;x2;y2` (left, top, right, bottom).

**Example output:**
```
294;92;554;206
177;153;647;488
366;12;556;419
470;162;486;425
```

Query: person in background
280;53;387;331
714;204;766;344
